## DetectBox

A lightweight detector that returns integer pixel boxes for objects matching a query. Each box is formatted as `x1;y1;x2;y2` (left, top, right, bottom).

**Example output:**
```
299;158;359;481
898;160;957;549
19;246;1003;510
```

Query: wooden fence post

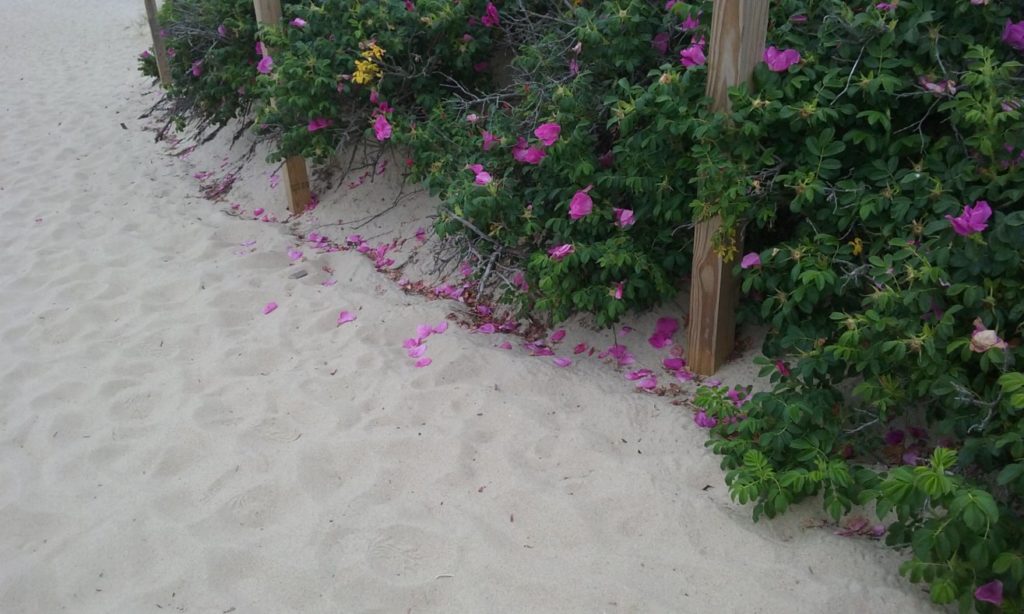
687;0;769;376
143;0;172;88
253;0;312;215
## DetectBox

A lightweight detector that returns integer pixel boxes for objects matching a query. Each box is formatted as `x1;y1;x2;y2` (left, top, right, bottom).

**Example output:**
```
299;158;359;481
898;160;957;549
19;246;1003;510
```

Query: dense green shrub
141;0;1024;609
254;0;495;161
141;0;266;137
693;0;1024;610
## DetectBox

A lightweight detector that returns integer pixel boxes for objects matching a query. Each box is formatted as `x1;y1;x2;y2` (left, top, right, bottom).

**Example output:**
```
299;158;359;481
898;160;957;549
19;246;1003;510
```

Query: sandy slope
0;1;940;612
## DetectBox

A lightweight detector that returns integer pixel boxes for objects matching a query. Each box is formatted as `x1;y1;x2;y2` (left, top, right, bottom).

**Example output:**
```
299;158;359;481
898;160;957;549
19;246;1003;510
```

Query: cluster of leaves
403;0;709;325
694;0;1024;610
255;0;496;162
142;0;1024;608
140;0;265;139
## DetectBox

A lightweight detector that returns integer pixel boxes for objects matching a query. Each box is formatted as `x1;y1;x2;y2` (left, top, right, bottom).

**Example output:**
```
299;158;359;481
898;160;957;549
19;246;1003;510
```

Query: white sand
0;2;940;612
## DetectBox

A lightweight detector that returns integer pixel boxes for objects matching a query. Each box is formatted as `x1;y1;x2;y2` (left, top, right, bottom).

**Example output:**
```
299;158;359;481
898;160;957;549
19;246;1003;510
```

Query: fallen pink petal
262;302;278;315
287;248;303;261
415;357;433;368
550;329;567;343
636;376;658;391
337;310;357;325
552;357;572;368
432;321;449;334
407;344;427;358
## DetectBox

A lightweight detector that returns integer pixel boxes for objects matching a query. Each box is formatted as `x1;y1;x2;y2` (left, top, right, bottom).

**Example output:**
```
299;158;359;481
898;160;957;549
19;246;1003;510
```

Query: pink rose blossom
512;137;546;164
975;580;1003;606
764;46;801;72
679;43;706;68
307;117;333;132
613;207;635;229
946;200;991;236
373;115;392;141
568;185;594;220
257;54;274;74
290;17;307;27
191;60;203;77
740;252;761;269
534;123;561;147
651;32;670;55
482;130;501;151
970;318;1008;353
481;2;500;27
1002;20;1024;52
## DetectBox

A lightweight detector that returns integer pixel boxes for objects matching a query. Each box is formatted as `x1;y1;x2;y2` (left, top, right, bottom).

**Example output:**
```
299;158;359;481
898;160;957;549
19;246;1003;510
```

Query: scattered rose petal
433;321;449;334
407;344;427;358
478;323;497;334
573;342;588;354
415;357;433;368
322;278;337;287
337;310;357;325
262;302;278;315
636;376;658;391
287;248;303;261
550;329;567;343
553;357;572;368
498;341;513;350
975;580;1003;606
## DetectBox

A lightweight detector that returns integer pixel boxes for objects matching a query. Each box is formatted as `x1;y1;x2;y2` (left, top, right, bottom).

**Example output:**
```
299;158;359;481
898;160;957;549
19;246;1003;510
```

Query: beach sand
0;1;940;612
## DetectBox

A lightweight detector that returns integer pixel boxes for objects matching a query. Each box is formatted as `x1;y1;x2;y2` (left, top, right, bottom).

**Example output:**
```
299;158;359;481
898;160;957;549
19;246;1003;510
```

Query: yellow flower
850;237;863;256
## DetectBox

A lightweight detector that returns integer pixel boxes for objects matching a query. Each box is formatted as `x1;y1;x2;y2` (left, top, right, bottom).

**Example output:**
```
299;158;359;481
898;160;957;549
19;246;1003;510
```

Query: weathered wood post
253;0;312;215
688;1;769;375
143;0;173;88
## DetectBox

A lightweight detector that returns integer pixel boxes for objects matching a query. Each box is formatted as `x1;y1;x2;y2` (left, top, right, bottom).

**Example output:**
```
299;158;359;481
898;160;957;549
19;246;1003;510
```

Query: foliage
142;0;1024;608
141;0;265;139
694;0;1024;610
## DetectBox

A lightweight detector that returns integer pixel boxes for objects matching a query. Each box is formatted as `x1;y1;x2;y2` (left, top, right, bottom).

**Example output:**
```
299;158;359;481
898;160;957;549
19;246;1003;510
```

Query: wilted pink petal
550;329;567;343
637;376;658;390
553;357;572;368
775;360;791;376
407;344;427;358
548;244;574;261
432;321;449;334
655;317;679;337
626;369;653;381
322;278;337;287
415;357;433;368
532;346;555;357
498;341;513;350
262;302;278;315
478;323;497;334
663;357;685;370
676;369;695;382
269;173;280;188
648;334;671;349
287;248;303;261
693;409;717;428
416;324;434;339
534;123;561;146
337;310;357;325
402;338;421;349
970;318;1008;352
414;227;427;243
652;32;670;55
573;342;588;354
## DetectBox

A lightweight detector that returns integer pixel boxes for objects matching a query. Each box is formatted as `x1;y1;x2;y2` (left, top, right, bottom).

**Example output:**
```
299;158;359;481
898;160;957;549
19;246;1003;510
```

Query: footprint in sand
365;525;459;585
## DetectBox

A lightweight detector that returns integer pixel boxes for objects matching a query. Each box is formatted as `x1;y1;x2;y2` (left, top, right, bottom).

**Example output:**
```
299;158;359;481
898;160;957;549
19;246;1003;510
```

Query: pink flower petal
337;310;357;325
416;324;434;339
407;344;427;358
498;341;513;350
287;248;303;261
573;342;588;354
626;369;653;381
432;321;449;334
663;357;685;370
478;323;497;334
636;376;658;390
415;357;433;368
262;302;278;315
550;329;567;343
553;357;572;368
322;278;337;287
